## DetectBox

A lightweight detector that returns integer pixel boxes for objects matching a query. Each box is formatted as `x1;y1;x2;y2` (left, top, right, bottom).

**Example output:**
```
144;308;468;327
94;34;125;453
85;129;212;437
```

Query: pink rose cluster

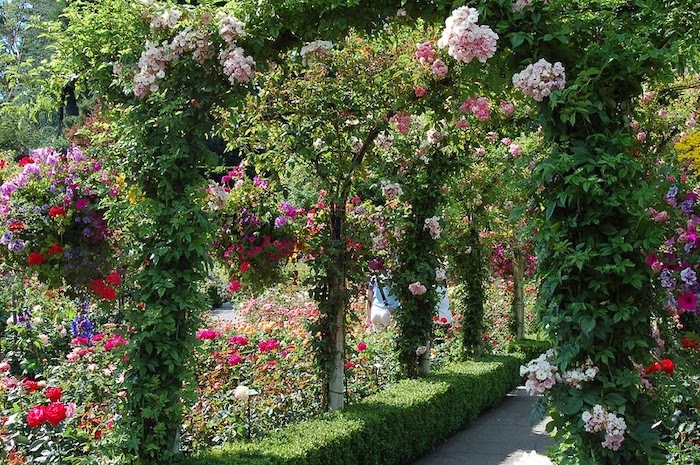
414;41;449;79
437;6;498;64
389;112;412;135
459;94;491;121
512;58;566;102
131;9;254;98
381;182;403;200
582;405;627;451
519;349;558;395
424;216;441;239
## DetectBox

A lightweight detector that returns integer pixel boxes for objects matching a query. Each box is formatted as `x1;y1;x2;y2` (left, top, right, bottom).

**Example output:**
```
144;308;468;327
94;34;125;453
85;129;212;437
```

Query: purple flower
274;216;288;228
667;186;678;199
681;199;694;214
660;269;675;289
680;267;697;285
75;198;89;209
8;239;25;252
1;231;12;244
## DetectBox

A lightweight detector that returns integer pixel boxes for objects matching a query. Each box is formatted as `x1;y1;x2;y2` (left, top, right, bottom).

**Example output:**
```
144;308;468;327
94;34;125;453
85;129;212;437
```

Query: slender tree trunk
512;248;525;339
327;202;347;411
418;340;431;376
328;302;345;411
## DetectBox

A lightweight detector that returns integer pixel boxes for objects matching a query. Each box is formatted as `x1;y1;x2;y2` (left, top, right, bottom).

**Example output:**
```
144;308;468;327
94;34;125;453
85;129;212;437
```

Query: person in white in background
435;286;452;324
367;274;400;329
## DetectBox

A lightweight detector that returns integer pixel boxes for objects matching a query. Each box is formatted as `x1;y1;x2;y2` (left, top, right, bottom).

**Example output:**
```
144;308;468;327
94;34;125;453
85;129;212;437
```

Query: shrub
179;354;525;465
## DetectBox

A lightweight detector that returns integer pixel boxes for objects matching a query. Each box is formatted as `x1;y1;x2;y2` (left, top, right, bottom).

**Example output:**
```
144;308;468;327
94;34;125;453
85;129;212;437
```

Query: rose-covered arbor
50;0;700;463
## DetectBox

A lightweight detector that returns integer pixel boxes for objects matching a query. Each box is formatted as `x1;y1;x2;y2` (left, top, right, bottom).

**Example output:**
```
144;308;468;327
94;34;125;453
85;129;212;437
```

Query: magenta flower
258;338;281;353
229;335;248;346
228;354;243;366
678;291;698;311
196;329;220;340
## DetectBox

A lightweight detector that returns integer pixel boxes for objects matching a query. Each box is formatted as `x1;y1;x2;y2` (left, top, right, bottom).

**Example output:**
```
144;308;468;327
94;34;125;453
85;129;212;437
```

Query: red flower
239;261;251;273
660;359;675;375
27;252;46;266
48;243;64;256
8;221;25;232
678;291;698;311
228;280;241;293
105;271;121;286
45;387;63;402
18;157;35;167
357;341;367;352
644;362;661;375
48;206;67;217
22;379;40;393
90;279;116;301
44;402;67;426
26;406;46;428
682;335;700;349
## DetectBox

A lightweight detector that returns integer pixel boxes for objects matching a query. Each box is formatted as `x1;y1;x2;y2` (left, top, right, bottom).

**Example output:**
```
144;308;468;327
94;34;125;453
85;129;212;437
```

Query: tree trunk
513;248;525;339
328;305;345;411
418;340;431;376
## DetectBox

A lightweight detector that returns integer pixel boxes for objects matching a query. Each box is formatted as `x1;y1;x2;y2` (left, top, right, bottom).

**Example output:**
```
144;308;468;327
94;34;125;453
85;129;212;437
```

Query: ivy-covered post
54;1;258;459
511;245;525;339
452;227;486;357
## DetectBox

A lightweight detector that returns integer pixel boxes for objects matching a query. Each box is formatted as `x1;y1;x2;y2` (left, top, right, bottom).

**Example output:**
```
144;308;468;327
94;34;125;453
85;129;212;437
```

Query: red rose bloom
105;271;122;286
228;280;241;293
644;362;661;375
44;402;67;426
48;206;66;217
357;341;367;352
45;387;63;403
660;359;675;375
239;261;251;273
26;406;46;427
22;379;40;393
18;157;35;167
48;243;64;256
27;252;46;266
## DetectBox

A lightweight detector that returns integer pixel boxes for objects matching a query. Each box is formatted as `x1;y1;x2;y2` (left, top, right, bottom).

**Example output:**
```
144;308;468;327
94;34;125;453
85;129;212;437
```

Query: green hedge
505;338;552;362
179;354;525;465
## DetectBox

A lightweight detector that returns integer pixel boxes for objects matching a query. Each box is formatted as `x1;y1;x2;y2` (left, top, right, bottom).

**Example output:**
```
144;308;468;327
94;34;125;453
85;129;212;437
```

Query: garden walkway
210;306;554;465
409;386;553;465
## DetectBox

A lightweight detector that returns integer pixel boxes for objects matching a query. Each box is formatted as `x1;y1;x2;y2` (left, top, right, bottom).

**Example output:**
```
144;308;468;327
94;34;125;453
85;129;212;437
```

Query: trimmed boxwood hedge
178;354;526;465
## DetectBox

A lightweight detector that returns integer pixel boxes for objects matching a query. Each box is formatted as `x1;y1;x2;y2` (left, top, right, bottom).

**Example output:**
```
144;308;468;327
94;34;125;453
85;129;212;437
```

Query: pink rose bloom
456;118;469;129
413;86;427;97
509;144;522;157
228;354;243;366
357;341;367;352
637;132;647;142
0;361;10;372
409;282;427;295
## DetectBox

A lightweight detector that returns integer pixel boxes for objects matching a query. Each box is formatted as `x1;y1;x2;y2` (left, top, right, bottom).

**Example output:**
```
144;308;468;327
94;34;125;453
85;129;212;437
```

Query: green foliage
177;355;525;465
505;337;551;362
